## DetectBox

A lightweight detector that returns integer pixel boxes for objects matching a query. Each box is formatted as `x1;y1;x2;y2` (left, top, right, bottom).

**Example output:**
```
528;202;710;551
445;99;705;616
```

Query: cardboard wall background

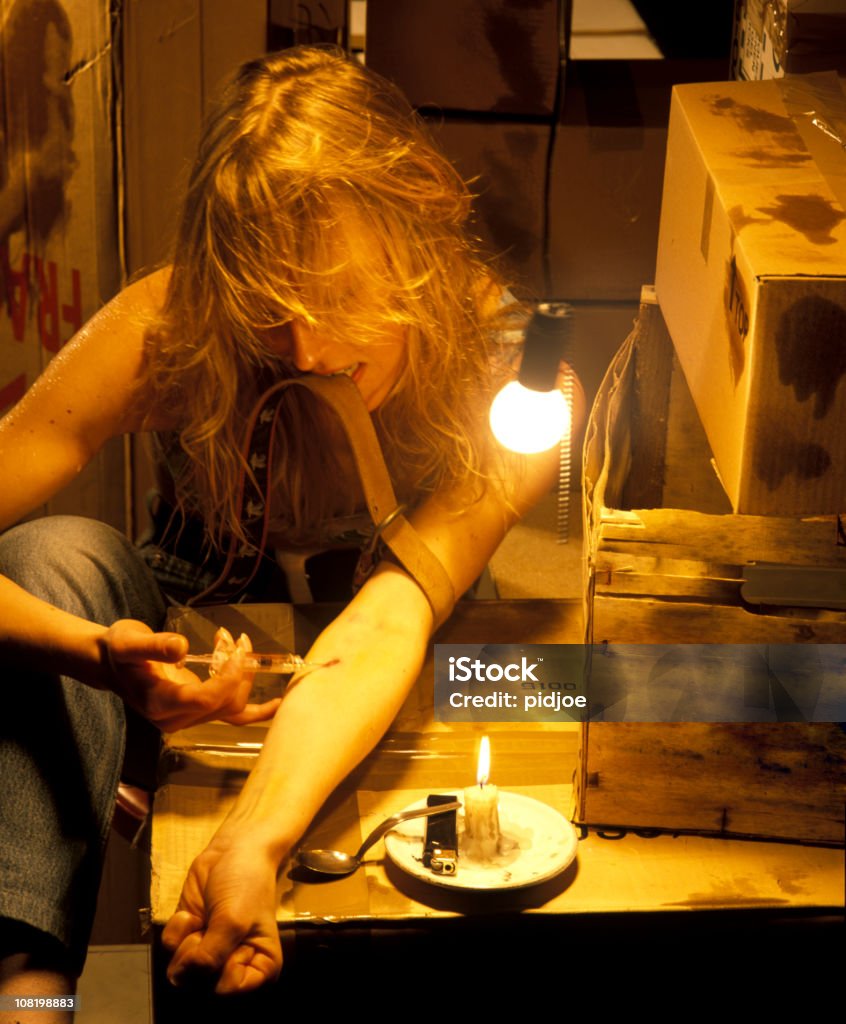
0;0;125;529
122;0;268;279
0;1;267;536
121;0;268;538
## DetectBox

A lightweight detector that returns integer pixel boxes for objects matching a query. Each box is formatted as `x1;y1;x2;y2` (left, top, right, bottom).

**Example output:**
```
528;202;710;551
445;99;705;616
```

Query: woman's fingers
219;697;283;726
168;934;282;994
163;845;284;994
104;620;275;729
161;909;204;951
217;945;282;995
106;619;189;664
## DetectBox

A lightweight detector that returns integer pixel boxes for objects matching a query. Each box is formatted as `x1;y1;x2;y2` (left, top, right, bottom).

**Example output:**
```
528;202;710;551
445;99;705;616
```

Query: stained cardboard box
427;117;550;298
365;0;561;117
584;287;846;644
655;73;846;516
547;59;727;302
732;0;846;80
427;59;727;302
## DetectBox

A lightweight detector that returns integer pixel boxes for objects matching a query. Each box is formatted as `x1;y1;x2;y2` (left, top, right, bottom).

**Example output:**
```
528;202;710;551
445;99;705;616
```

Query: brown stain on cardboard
774;294;846;416
751;292;846;490
0;0;77;250
707;96;809;155
757;193;846;245
727;205;770;234
484;2;548;114
478;129;542;266
775;871;809;897
734;148;811;169
668;874;786;908
724;255;750;384
753;431;831;490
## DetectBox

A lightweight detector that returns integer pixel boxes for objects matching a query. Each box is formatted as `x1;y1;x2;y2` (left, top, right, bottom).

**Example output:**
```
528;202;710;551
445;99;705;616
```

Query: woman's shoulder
118;266;182;429
120;264;172;316
48;265;178;433
76;264;171;343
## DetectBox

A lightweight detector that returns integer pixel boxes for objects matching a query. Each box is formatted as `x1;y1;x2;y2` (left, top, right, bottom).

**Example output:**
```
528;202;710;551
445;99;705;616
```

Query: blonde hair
142;45;518;546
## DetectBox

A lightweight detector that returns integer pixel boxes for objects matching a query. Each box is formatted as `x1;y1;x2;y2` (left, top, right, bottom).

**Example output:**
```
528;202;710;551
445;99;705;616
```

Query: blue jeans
0;516;167;975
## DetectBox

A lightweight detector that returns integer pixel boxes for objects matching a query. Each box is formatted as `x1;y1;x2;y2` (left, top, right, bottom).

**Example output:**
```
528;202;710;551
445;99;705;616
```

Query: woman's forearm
0;574;109;685
216;563;433;859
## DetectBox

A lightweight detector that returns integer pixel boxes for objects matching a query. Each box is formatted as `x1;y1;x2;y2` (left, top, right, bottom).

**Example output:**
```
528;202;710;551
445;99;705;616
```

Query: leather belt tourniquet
187;374;456;630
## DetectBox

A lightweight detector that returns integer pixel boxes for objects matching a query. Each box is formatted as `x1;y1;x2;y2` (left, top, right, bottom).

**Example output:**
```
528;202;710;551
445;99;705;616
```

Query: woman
0;45;580;1005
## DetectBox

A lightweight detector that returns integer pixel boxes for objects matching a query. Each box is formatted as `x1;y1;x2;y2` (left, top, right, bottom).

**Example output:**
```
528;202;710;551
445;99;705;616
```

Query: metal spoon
297;800;461;876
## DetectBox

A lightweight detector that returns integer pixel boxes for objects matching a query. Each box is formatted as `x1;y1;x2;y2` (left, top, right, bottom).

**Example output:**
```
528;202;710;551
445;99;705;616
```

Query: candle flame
476;735;491;787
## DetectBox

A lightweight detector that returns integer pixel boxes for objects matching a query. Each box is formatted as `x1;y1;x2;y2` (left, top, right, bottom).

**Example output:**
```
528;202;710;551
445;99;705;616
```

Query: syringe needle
182;652;325;674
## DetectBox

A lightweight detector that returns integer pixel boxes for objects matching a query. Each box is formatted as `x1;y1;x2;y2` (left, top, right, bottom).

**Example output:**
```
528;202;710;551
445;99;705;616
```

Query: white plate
383;791;578;891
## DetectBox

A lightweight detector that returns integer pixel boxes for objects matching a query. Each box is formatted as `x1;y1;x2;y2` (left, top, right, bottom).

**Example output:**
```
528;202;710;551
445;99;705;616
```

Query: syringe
182;652;325;675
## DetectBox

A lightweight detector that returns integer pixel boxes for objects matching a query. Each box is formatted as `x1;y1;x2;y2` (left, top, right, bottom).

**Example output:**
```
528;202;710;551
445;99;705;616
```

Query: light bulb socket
518;302;572;392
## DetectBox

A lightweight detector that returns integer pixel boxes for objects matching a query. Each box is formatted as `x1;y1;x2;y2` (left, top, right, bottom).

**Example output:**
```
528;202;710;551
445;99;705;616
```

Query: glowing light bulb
489;379;571;454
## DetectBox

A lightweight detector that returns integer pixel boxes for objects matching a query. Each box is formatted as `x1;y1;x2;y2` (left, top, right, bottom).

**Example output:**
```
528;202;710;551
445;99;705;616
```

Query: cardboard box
428;60;727;302
122;0;268;278
655;74;846;515
427;117;550;298
732;0;846;80
547;62;668;301
268;0;346;50
121;1;268;537
547;59;689;302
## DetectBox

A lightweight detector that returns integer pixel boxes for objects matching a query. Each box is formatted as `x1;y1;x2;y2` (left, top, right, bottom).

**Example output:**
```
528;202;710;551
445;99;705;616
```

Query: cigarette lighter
422;793;458;875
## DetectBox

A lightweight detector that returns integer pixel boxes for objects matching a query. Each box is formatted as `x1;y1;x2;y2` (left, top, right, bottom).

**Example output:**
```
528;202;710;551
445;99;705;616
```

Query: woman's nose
289;320;327;372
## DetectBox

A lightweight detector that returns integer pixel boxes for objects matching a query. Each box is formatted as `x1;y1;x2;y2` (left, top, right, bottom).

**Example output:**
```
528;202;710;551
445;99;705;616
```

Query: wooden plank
598;509;846;566
594;571;741;603
594;553;743;580
591;595;846;644
575;722;846;846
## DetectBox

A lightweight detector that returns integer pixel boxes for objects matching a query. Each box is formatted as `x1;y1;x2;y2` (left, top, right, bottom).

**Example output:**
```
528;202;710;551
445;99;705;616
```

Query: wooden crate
574;287;846;846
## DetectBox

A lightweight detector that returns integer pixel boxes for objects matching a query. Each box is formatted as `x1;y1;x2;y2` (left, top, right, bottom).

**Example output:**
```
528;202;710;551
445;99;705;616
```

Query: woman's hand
161;834;283;994
100;623;281;732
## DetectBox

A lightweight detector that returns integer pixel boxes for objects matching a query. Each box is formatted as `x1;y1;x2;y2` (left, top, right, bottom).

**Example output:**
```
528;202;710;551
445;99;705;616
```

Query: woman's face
264;208;408;410
264;319;406;412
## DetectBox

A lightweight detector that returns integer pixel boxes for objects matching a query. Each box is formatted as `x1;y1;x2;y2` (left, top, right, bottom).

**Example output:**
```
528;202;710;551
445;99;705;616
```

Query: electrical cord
543;1;575;544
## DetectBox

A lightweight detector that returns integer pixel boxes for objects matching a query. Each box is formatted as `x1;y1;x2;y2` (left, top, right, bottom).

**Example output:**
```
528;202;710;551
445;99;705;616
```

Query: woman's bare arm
0;269;277;728
162;417;574;992
0;270;173;531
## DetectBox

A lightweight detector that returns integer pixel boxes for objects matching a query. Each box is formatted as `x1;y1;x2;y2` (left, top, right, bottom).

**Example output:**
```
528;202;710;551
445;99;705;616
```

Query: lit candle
463;735;501;860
